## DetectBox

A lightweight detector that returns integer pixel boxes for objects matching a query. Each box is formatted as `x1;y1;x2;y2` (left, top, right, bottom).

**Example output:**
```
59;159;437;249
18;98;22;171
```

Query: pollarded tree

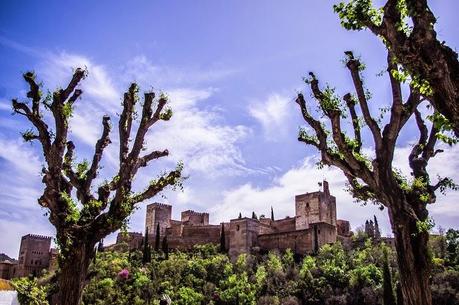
334;0;459;138
11;69;183;305
294;51;456;305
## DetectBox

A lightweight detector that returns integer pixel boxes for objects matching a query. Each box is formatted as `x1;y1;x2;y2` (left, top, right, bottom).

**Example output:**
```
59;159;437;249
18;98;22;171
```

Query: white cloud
33;52;252;178
0;138;54;257
0;99;11;111
121;55;240;88
248;94;292;141
143;88;252;176
0;138;41;176
40;52;118;105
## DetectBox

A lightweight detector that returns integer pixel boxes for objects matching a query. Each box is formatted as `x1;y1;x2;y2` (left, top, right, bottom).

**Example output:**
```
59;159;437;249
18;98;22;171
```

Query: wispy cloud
121;55;241;88
142;87;252;176
0;138;54;257
248;94;292;141
39;52;119;106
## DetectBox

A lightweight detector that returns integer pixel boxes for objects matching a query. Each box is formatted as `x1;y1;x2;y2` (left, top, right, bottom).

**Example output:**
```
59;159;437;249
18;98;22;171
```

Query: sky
1;0;458;258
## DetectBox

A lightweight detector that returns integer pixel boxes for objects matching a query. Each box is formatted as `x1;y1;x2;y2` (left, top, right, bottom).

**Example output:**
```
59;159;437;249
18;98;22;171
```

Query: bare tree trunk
388;206;431;305
54;243;94;305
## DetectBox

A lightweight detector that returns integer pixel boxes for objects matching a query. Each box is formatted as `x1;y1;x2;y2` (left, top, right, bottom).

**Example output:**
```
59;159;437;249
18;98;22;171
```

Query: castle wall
116;232;143;250
312;222;337;252
258;230;312;254
167;224;221;250
181;210;209;226
168;220;183;236
337;219;352;237
16;234;51;277
272;217;296;233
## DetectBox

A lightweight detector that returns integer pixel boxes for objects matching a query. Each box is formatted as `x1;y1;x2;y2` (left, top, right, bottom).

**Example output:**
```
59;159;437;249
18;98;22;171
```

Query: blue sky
1;0;458;257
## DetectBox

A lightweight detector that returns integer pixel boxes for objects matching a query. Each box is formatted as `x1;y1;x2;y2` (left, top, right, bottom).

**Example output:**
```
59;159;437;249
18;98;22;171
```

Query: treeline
13;229;459;305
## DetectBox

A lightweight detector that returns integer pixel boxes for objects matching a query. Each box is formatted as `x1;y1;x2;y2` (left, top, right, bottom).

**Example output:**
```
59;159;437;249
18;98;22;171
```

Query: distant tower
145;203;172;239
365;220;371;236
295;180;336;230
16;234;52;277
365;219;376;238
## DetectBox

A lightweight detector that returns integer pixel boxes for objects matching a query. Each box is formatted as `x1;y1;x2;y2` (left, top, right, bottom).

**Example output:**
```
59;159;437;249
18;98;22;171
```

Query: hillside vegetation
12;229;459;305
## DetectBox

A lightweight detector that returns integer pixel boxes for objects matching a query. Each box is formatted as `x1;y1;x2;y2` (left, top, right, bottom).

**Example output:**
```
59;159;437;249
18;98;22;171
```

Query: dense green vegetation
13;229;459;305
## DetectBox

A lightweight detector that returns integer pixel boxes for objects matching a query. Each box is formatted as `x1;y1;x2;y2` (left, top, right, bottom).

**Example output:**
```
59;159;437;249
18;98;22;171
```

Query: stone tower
16;234;52;277
295;180;337;230
145;203;172;238
228;218;260;258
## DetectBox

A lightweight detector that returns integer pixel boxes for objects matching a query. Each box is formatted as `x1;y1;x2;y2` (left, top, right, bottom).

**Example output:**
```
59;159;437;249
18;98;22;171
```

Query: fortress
117;180;352;257
0;181;353;279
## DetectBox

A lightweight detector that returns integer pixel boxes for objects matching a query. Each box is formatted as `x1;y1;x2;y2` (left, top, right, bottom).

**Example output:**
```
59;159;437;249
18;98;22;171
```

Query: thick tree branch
129;93;168;164
119;84;138;164
131;169;182;205
23;72;41;116
343;93;362;152
12;99;52;154
345;53;383;152
84;115;112;193
63;141;80;190
136;149;169;169
307;73;366;172
60;68;86;103
295;93;327;150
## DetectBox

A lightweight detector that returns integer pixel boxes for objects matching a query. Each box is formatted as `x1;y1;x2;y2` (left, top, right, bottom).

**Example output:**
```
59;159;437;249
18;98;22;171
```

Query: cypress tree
271;206;274;221
220;223;226;253
155;222;161;251
383;248;396;305
374;215;381;239
238;212;242;219
252;211;257;219
143;227;151;264
162;236;169;260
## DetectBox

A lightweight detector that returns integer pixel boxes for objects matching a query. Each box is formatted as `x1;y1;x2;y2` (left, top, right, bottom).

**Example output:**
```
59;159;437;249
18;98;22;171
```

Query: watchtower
145;203;172;237
16;234;52;277
295;180;337;230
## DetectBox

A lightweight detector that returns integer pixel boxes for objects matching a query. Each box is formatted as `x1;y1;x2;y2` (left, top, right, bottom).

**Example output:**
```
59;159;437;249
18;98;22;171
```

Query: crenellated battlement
23;234;52;240
182;210;209;216
147;202;172;210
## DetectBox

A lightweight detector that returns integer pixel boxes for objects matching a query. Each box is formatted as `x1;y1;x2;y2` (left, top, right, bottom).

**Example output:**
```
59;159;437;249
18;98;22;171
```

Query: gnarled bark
389;204;431;305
